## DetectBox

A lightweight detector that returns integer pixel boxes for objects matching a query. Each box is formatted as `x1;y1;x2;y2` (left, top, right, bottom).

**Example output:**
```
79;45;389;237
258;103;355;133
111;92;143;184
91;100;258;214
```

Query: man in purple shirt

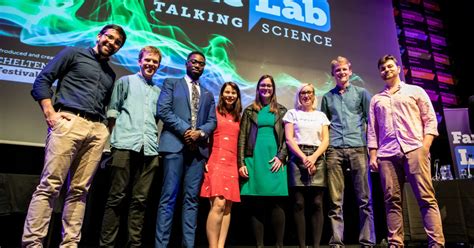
368;55;445;248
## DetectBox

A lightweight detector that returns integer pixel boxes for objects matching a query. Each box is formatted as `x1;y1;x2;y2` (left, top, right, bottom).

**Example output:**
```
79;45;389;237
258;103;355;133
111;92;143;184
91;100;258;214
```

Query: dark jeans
326;147;375;247
100;149;158;248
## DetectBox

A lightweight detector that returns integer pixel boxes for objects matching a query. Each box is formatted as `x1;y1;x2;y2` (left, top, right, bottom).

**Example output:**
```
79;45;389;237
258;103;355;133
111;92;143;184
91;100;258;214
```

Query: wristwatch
199;130;205;138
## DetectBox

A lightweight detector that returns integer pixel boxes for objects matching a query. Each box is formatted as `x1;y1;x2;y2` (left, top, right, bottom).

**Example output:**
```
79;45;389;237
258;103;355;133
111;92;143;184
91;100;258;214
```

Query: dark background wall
440;0;470;107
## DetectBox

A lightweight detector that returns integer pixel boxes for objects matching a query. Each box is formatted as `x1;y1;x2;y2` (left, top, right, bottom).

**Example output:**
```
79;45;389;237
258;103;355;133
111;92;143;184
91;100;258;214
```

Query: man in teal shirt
321;56;375;248
100;46;162;248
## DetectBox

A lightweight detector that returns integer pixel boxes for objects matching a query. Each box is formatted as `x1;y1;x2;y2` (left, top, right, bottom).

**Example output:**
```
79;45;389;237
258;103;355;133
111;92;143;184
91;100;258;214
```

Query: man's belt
57;106;103;122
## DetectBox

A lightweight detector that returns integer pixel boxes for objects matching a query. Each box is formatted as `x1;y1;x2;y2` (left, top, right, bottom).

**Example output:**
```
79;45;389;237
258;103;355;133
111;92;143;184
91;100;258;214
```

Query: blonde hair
294;83;317;111
330;56;352;76
139;46;162;63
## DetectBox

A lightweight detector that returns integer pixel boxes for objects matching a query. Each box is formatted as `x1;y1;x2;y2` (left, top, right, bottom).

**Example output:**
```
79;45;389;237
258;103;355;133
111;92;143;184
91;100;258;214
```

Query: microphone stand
433;159;440;181
468;154;472;179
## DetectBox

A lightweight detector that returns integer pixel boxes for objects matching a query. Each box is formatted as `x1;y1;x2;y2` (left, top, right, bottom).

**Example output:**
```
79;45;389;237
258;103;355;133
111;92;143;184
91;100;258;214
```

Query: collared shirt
31;47;116;118
184;74;201;105
321;83;371;147
107;73;161;156
367;81;438;157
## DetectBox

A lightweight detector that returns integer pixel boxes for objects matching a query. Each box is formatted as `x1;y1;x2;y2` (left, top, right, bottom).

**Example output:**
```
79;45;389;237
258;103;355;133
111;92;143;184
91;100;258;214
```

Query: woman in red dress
200;82;242;248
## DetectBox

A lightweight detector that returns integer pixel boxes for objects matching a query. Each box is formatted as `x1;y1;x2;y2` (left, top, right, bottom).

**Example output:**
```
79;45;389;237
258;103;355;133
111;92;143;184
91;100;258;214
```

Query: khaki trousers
22;113;109;247
378;147;445;248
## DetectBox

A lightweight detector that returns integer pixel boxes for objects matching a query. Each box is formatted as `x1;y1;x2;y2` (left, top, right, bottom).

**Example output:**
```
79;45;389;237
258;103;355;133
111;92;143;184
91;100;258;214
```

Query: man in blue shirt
321;56;375;248
99;46;162;248
23;24;126;247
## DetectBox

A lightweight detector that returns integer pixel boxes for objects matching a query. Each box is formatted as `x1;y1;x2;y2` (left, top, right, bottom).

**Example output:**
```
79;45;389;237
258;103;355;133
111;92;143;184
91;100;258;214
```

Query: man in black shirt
23;24;126;247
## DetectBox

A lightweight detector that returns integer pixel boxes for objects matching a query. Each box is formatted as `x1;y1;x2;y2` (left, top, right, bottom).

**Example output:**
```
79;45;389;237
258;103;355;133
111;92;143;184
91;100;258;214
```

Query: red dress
200;111;241;202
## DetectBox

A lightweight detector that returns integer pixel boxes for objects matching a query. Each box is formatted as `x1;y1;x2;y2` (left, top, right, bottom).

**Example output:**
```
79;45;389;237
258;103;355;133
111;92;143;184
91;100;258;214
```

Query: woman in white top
283;83;330;248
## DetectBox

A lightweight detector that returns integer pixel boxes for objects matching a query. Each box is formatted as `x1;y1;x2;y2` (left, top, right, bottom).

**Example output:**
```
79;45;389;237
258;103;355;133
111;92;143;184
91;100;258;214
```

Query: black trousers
243;196;286;247
99;149;158;248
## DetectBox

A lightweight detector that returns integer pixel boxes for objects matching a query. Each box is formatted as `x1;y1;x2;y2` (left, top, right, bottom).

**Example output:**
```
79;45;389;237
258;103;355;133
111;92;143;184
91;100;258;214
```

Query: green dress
241;105;288;196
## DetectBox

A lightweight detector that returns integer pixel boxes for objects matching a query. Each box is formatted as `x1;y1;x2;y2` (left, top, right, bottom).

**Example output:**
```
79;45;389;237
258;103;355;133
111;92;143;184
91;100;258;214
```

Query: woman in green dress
237;74;288;247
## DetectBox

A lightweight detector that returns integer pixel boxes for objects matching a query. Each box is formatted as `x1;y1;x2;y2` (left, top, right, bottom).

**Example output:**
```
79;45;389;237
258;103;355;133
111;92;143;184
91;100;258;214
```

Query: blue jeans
326;146;375;247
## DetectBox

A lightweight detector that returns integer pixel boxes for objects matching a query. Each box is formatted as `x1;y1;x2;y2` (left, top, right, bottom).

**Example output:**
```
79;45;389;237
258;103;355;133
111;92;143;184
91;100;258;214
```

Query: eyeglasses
103;33;123;47
188;59;206;67
299;90;314;96
259;83;273;89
